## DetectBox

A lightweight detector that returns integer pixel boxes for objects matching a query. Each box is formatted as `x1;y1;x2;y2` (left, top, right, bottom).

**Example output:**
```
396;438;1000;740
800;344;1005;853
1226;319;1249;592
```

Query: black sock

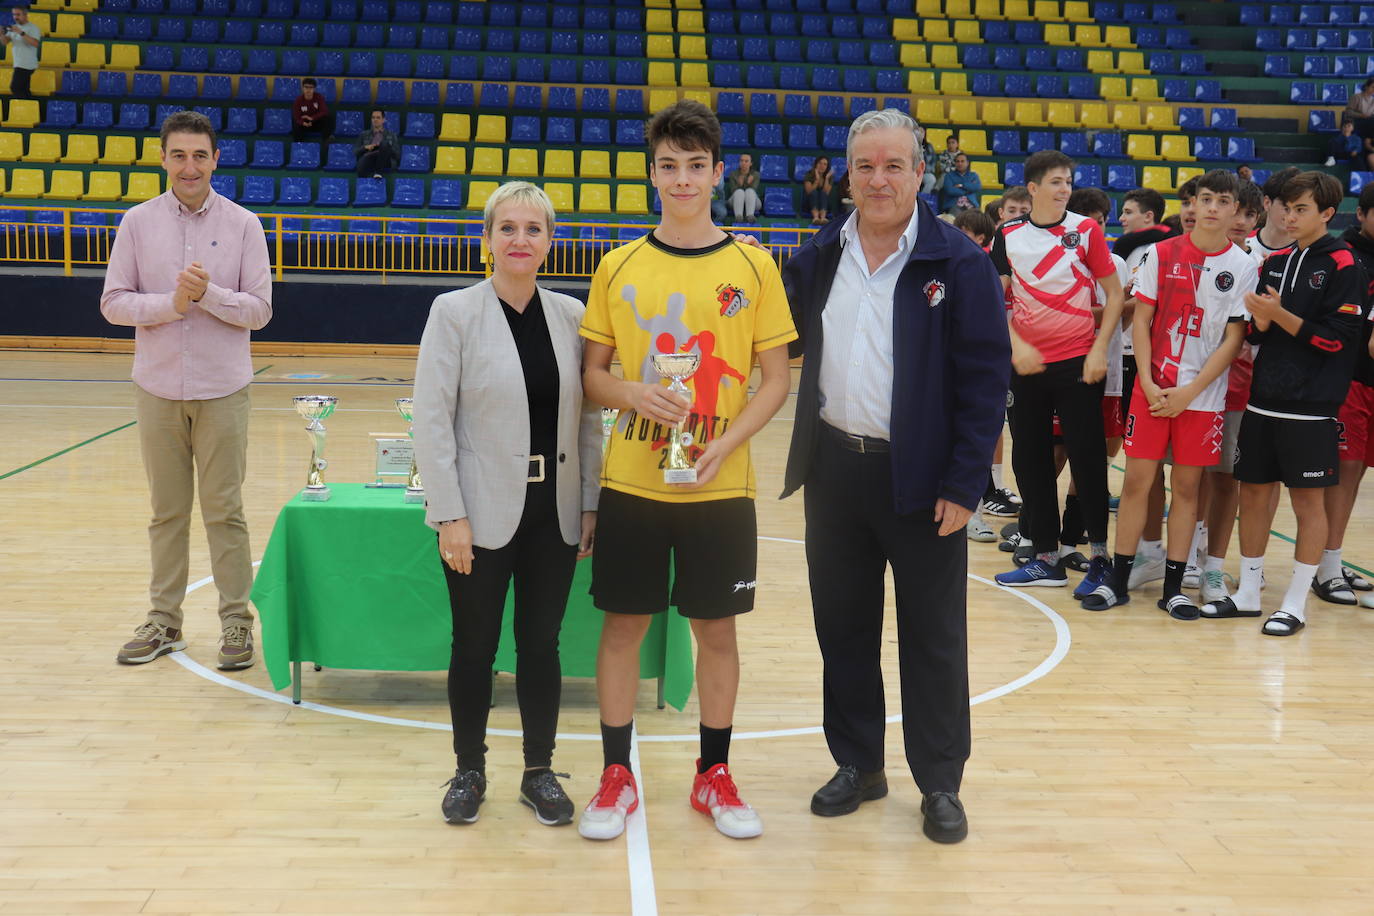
699;724;733;772
1164;559;1186;598
1059;493;1083;546
601;721;633;771
1112;553;1135;595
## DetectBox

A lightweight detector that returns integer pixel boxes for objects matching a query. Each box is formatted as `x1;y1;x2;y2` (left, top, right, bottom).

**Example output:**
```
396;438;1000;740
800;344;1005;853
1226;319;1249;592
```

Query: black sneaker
520;769;575;826
982;491;1020;517
998;531;1023;553
441;768;486;824
999;521;1020;540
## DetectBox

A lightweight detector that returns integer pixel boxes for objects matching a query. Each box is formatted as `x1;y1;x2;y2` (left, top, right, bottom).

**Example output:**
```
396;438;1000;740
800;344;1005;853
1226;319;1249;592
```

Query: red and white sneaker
690;760;763;839
577;764;639;841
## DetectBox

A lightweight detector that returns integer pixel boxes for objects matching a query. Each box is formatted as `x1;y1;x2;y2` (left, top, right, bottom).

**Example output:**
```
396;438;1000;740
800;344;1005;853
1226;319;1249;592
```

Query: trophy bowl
394;397;414;423
293;395;338;424
651;352;701;381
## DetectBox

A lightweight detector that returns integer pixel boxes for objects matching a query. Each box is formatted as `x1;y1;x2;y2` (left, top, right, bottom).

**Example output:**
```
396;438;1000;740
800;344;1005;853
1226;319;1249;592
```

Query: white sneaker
690;761;763;839
578;764;638;841
1128;552;1167;590
1325;156;1337;167
966;514;996;542
1182;562;1201;589
1200;569;1230;604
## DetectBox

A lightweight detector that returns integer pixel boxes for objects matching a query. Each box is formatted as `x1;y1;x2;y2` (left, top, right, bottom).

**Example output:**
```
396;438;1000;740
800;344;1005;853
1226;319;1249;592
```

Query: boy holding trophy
577;100;796;840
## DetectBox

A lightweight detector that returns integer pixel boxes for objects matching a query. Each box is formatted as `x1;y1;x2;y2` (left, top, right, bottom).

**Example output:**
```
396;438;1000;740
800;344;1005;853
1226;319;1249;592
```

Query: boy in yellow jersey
578;100;797;841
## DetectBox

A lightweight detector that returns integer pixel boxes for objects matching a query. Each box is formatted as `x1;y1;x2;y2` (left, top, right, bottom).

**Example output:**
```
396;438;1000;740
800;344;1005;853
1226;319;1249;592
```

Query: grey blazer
412;279;603;550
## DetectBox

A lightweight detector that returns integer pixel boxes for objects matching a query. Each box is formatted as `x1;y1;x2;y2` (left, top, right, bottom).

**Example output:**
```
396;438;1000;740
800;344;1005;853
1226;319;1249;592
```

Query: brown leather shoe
117;622;187;665
218;623;255;670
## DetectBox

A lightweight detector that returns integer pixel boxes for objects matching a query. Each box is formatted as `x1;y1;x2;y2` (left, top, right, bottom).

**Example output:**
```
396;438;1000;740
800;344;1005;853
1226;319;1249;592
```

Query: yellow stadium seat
940;71;970;96
61;133;98;163
646;35;674;59
948;99;978;123
974;0;1002;17
469;147;504;176
616;185;649;215
53;13;84;38
85;170;122;201
39;40;71;68
1086;50;1116;73
1045;101;1076;126
679;63;709;87
909;70;937;96
578;183;612;214
0;132;21;160
1175;166;1204;185
3;100;41;129
682;89;710;106
646;9;672;31
1079;102;1112;130
29;0;58;11
544;149;574;178
1145;105;1176;129
74;42;105;68
543;182;574;213
925;127;952;149
970;160;1002;191
24;133;61;162
1063;0;1092;20
123;172;161;201
679;35;707;60
100;135;136;165
981;101;1013;126
1043;23;1071;46
466;180;498;211
1014;102;1046;127
648;89;678;111
1117;51;1148;74
107;43;140;69
892;18;919;40
580;150;612;179
931;44;959;69
1132;79;1162;102
1104;25;1134;48
1141;166;1173;191
3;167;44;198
1003;0;1029;16
953;20;982;43
434;146;467;175
474;115;506;143
1033;0;1059;19
136;136;160;166
915;0;941;15
29;68;56;97
1126;134;1159;160
947;0;973;16
25;9;51;28
1099;77;1129;100
1074;25;1102;47
67;0;98;9
676;10;703;31
46;169;84;201
647;61;677;87
1113;105;1145;131
1159;134;1193;161
1162;197;1181;219
959;129;990;156
506;148;538;177
439;113;471;142
900;44;930;69
916;98;945;124
923;20;952;43
616;151;646;180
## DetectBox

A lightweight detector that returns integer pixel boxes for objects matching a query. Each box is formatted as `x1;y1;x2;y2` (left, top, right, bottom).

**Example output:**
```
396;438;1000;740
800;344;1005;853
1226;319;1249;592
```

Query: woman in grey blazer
413;183;602;828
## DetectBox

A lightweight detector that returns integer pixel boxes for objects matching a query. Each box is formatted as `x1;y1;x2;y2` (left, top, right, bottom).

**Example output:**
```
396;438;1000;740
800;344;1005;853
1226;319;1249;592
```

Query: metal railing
0;205;819;280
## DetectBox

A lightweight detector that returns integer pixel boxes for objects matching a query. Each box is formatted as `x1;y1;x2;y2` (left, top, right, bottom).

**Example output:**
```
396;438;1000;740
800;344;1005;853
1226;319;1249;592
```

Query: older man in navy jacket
781;109;1010;844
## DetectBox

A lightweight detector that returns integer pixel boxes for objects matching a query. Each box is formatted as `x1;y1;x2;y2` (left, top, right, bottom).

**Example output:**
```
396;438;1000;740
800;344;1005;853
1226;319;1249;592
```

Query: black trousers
1009;355;1109;554
441;479;577;770
10;66;34;99
356;150;394;177
290;113;335;143
804;433;970;794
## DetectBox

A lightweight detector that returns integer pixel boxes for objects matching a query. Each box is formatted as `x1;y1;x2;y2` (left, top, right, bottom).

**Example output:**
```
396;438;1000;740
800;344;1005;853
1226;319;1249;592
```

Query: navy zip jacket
780;200;1011;514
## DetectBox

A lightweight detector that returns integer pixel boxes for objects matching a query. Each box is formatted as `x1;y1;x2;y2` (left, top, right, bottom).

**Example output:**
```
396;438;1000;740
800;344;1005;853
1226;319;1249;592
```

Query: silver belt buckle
849;433;866;454
527;454;546;482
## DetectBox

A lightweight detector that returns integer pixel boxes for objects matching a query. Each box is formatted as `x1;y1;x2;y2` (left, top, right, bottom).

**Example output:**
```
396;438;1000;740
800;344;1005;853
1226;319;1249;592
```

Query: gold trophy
394;397;424;504
651;351;701;484
293;395;338;501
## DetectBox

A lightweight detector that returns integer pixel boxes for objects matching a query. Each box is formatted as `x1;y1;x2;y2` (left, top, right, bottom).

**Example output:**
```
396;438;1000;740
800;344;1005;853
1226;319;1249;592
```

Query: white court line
625;729;657;916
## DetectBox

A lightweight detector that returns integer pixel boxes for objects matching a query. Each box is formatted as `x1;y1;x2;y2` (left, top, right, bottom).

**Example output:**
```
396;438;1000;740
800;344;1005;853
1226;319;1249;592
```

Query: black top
499;293;560;467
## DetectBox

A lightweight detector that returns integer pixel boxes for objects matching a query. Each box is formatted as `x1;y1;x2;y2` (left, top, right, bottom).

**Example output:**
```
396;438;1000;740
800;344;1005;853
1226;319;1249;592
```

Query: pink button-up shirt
100;188;272;401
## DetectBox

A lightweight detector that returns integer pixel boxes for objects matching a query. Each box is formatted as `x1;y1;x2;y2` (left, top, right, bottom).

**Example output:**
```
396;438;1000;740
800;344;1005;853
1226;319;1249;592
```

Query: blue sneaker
994;558;1068;587
1073;555;1113;600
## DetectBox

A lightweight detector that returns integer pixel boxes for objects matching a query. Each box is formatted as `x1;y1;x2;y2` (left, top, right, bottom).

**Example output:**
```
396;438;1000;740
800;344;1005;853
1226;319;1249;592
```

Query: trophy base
663;467;698;485
301;486;331;502
404;488;425;504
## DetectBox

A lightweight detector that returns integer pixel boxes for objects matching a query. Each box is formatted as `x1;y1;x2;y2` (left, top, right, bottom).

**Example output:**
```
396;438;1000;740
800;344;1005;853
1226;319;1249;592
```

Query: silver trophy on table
651;351;701;484
293;395;338;501
394;397;424;504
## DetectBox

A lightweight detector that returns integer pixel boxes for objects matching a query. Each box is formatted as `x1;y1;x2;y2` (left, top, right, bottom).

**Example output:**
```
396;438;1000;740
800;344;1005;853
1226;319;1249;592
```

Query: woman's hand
632;381;691;426
438;519;475;574
578;511;596;558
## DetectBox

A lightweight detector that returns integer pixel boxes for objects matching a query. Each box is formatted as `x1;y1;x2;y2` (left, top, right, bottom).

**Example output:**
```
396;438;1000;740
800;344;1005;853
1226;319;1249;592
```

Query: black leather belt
528;455;546;482
822;422;889;454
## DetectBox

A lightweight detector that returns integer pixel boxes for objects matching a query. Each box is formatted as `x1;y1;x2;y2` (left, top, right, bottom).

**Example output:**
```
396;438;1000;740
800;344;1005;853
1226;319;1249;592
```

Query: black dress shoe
920;791;968;843
810;765;888;816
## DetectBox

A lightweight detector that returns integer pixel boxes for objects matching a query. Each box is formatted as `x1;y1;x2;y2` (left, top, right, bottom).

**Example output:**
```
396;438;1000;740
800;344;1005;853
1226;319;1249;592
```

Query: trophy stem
302;419;331;501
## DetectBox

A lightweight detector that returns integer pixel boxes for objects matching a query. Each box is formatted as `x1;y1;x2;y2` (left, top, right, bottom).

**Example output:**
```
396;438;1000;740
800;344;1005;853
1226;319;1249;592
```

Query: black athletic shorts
590;487;757;619
1232;410;1340;488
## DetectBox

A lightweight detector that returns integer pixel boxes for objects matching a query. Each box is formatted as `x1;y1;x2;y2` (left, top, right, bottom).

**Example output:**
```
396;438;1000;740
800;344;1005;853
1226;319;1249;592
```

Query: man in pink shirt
101;111;272;670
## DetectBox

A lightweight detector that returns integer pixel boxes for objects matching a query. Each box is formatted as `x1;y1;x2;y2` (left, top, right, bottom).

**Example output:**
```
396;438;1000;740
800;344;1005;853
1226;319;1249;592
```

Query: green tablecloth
250;484;695;710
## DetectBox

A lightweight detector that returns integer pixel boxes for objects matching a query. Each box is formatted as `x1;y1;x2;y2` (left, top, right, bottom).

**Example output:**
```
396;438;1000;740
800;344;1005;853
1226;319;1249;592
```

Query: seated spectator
828;172;854;220
936;135;961;182
1326;117;1374;169
1344;77;1374;137
953;209;996;248
801;156;833;225
726;152;761;225
291;78;335;148
711;171;728;223
1236;164;1253;183
939;153;982;214
354;108;399;178
917;126;938;194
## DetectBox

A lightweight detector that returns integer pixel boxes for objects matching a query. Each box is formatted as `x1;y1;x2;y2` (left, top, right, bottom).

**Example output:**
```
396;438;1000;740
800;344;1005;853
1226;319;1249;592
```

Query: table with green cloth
250;484;696;710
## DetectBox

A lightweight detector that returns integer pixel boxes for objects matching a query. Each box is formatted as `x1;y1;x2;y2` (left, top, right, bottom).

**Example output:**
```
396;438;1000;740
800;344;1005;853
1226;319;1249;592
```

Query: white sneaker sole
578;812;628;840
117;639;188;664
995;577;1068;588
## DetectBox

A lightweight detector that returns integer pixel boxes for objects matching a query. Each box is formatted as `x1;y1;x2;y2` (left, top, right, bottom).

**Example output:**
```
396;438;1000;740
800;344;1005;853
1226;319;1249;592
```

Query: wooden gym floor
2;348;1373;915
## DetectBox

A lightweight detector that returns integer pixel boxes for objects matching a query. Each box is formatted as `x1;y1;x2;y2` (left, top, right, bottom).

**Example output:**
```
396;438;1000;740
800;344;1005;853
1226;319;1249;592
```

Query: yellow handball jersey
580;232;797;503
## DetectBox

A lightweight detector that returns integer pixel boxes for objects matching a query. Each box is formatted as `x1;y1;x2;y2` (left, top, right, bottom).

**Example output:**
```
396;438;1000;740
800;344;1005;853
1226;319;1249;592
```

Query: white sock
1060;542;1079;558
1188;524;1207;566
1139;539;1163;559
992;464;1005;490
1235;555;1265;609
1280;561;1319;620
1204;554;1224;574
1317;548;1342;583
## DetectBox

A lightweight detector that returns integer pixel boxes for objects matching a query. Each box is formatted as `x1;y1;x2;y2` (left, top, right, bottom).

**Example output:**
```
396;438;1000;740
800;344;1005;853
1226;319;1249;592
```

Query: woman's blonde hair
482;181;557;237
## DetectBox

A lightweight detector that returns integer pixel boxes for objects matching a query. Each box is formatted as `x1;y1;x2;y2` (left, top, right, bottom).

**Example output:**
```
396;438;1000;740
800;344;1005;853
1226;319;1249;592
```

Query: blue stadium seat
157;17;186;41
711;37;740;59
1323;82;1350;104
756;123;785;148
285;49;316;76
372;80;403;106
1228;137;1256;161
1056;48;1086;70
843;69;873;92
121;15;153;41
1195;79;1224;101
1212;108;1241;130
822;123;848;149
786;124;815;148
581;60;610;84
478;83;507;108
875;70;903;93
764;187;795;217
193;106;223;132
320;145;352;172
750;64;779;88
1310;109;1338;132
721;121;748;148
236;76;267;102
773;38;802;61
613;89;643;115
812;67;841;91
59;71;91;97
1136;26;1163;49
210;175;237;201
256;22;284;45
1150;52;1180;74
1302;54;1332;76
1004;162;1026;186
1024;46;1053;71
411;80;439;106
750;93;780;118
289;23;318;45
972;73;1001;97
1332;5;1356;26
1092;133;1123;157
420;25;448;49
115;102;149;130
1335;55;1364;76
1352;172;1374;195
759;154;789;182
1068;75;1098;99
165;74;196;99
869;43;897;66
341;79;371;104
388;25;416;47
784;94;813;118
514;58;544;82
349;52;379;76
1239;4;1263;26
1263;54;1294;77
224;20;251;43
546;118;574;143
985;21;1012;43
261;109;292;135
1193;136;1225;160
1291;82;1320;104
1107;165;1137;190
1298;4;1324;26
224;108;257;134
780;66;807;89
88;15;118;38
1165;27;1192;48
992;130;1024;155
1318;29;1343;50
398;147;429;173
382;53;413;78
1004;74;1033;97
95;72;129;98
202;76;233;101
1072;165;1102;188
1180;53;1206;74
180;47;209;72
1060;132;1091;157
1163;79;1189;101
404;112;435;139
452;27;479;50
354;179;387;207
581;119;610;144
963;46;992;69
1015;22;1043;43
615;60;645;84
1177;106;1204;131
615;119;645;146
1026;131;1055;153
615;34;644;57
278;177;313;205
995;47;1022;70
252;140;286;169
807;39;835;64
430;179;463;209
817;95;845;120
510;116;540;142
218;139;248;168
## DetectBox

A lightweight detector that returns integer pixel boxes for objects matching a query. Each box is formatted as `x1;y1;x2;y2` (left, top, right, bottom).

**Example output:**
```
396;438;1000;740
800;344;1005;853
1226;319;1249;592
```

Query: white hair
846;108;922;168
482;180;556;237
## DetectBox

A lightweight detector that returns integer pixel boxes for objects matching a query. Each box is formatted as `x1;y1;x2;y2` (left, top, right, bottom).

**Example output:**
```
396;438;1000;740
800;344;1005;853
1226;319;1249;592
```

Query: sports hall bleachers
0;0;1356;256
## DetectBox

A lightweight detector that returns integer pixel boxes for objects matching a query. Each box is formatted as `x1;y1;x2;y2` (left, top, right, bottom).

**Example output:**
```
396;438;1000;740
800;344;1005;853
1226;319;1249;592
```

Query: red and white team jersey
991;211;1117;364
1132;235;1257;413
